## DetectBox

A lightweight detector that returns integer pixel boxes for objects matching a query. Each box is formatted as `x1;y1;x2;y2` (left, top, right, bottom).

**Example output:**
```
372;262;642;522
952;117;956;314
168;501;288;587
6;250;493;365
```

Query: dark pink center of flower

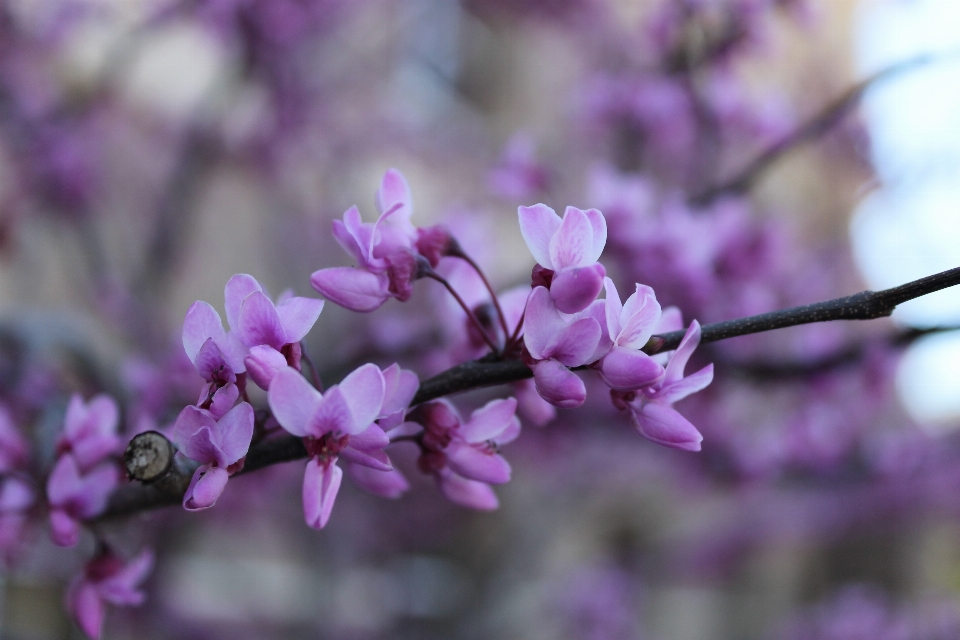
85;554;124;582
281;342;302;370
304;433;349;462
531;264;554;289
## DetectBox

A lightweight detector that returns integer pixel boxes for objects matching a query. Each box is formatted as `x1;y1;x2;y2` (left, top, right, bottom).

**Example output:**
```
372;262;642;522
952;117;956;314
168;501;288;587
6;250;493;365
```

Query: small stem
503;309;525;354
299;343;323;391
455;251;511;341
425;272;500;353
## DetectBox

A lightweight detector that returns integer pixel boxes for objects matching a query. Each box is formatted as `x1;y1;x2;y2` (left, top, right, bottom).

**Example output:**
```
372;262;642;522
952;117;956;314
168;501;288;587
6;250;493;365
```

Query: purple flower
184;274;323;391
519;204;607;313
55;394;121;473
268;364;388;529
612;321;713;451
412;398;520;511
523;286;605;408
595;278;665;391
171;401;254;511
311;169;422;312
46;454;119;547
66;549;153;639
0;404;29;474
0;476;34;564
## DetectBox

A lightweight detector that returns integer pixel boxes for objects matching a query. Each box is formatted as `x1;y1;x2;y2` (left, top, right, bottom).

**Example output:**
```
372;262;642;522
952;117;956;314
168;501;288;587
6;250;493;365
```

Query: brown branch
690;55;936;206
97;265;960;520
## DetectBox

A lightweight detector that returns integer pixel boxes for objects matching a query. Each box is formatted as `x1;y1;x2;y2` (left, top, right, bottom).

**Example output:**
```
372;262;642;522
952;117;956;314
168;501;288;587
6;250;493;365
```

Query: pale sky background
854;0;960;426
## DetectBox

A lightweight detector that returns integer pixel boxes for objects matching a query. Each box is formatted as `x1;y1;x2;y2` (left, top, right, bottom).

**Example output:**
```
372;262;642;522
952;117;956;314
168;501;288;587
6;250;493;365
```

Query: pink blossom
0;476;34;564
183;274;323;390
311;169;422;312
595;278;665;391
268;364;388;528
172;401;254;511
523;286;604;408
412;398;520;510
518;204;607;313
46;454;119;547
66;549;153;639
613;321;713;451
55;394;121;473
0;404;29;473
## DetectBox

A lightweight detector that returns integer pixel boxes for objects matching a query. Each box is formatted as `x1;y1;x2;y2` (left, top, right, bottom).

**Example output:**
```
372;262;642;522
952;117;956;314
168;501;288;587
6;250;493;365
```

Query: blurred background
2;0;960;638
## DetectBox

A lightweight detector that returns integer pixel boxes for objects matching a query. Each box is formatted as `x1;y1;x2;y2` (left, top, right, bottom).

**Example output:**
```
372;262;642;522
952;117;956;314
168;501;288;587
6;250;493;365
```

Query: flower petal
67;579;104;639
532;360;586;408
446;442;511;484
224;274;262;331
598;347;665;391
461;397;518;443
338;363;385;434
183;465;230;511
518;204;561;269
548;206;594;269
380;364;419;418
172;406;220;462
345;463;409;499
310;267;391;313
544;316;601;367
347;424;390;452
632;402;703;452
664;320;702;385
339;446;392;471
182;301;225;363
436;470;499;511
550;263;606;314
244;345;288;391
208;383;239;420
268;368;323;437
99;550;153;605
657;364;714;405
376;168;413;222
581;207;607;263
617;284;661;349
523;286;565;361
603;277;623;341
237;291;285;350
216;402;254;464
276;296;324;344
50;508;80;547
303;458;342;529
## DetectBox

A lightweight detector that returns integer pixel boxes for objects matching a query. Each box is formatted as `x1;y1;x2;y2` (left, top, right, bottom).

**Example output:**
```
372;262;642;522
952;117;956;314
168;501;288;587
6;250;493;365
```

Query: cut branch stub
124;431;175;483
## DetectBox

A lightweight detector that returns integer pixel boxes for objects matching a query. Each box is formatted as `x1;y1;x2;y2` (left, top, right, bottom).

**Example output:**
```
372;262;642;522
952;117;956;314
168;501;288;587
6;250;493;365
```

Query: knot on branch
124;431;174;483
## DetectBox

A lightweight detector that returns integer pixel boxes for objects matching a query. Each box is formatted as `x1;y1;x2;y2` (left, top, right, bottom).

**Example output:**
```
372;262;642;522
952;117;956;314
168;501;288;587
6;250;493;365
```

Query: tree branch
98;265;960;520
690;55;935;206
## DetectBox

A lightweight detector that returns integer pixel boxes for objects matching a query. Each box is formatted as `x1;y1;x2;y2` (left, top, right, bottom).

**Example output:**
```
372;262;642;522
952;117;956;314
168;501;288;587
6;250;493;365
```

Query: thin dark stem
425;272;499;353
690;55;936;206
300;344;323;391
96;265;960;520
503;310;525;354
456;252;511;341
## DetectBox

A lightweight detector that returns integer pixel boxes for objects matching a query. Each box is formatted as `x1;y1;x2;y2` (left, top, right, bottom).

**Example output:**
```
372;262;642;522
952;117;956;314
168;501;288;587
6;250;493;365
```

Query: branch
98;265;960;520
690;55;935;206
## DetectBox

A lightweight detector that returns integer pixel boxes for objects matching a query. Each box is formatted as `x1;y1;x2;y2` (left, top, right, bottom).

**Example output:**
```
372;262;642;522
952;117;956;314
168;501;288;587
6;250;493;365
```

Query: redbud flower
613;321;713;451
66;549;152;639
46;454;118;547
311;169;422;312
268;364;389;528
55;394;121;473
0;404;29;474
523;286;604;408
172;401;254;511
518;204;607;313
413;398;520;510
596;278;665;391
0;476;34;563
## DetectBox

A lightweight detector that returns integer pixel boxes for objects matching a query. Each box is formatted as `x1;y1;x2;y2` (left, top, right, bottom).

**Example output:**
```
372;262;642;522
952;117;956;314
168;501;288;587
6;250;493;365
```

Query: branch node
124;431;175;483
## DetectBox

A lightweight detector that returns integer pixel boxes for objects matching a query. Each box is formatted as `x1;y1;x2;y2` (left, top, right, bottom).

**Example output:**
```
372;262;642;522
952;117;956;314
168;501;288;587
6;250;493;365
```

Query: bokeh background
2;0;960;638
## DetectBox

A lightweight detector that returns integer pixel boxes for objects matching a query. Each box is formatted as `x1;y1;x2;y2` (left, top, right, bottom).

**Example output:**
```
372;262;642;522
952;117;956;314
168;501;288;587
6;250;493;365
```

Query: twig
96;265;960;520
690;55;936;206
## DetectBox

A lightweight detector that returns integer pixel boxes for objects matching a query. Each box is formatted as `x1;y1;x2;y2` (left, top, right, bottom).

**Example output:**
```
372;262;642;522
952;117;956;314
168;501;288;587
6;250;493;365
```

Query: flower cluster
519;204;714;450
